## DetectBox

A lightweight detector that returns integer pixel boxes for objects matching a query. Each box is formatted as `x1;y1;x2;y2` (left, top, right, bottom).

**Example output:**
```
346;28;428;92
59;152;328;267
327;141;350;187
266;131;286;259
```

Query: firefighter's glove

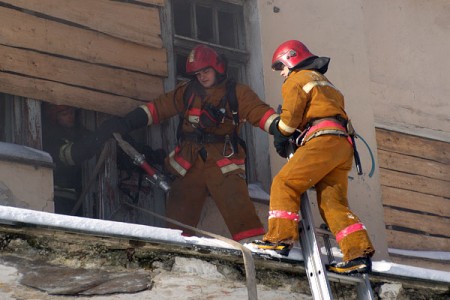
143;147;166;166
71;107;149;164
270;117;292;158
199;103;225;128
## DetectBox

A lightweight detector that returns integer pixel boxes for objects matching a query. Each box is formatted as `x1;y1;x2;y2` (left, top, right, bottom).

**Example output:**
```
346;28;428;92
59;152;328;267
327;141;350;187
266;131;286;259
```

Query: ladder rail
299;192;334;299
299;191;375;300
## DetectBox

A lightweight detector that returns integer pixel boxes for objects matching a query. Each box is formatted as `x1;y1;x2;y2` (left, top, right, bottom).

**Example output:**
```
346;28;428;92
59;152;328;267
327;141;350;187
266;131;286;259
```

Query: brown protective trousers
166;155;264;240
263;135;375;261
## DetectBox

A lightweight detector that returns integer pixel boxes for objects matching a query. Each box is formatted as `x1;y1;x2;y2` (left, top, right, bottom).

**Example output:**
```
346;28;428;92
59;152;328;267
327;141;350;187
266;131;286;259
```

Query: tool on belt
113;133;171;192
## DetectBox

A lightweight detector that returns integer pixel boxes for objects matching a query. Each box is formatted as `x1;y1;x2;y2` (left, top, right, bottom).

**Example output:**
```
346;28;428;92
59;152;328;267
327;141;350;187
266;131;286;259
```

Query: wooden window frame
172;0;248;82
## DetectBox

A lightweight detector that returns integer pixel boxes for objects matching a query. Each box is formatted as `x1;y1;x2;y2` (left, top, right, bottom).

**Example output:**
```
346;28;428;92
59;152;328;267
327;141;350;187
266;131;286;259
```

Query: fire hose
113;133;171;193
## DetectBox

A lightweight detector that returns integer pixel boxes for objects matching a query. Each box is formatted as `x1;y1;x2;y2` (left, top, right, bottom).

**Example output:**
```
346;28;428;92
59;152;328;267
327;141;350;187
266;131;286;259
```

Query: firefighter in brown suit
67;45;278;242
252;40;375;274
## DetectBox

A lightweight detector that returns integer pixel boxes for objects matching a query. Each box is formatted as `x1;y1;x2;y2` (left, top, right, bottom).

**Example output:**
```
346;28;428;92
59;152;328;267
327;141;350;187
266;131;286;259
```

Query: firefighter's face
196;67;216;88
280;65;290;78
56;108;75;128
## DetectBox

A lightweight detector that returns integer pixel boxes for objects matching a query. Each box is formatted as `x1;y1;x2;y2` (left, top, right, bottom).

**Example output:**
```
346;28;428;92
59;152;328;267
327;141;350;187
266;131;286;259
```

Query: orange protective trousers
263;135;375;261
166;155;264;240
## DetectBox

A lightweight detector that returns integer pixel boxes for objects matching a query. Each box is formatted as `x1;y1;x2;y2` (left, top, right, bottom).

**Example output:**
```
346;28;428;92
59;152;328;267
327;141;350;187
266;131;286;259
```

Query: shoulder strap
176;80;205;142
176;81;194;142
225;79;239;125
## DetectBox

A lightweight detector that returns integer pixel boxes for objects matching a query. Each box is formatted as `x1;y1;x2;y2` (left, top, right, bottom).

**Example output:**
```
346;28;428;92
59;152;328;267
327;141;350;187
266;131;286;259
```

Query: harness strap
301;119;352;146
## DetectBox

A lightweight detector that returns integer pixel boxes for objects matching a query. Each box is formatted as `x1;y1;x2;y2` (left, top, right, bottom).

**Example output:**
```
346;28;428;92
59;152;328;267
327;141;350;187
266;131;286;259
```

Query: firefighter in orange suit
252;40;375;274
67;45;278;242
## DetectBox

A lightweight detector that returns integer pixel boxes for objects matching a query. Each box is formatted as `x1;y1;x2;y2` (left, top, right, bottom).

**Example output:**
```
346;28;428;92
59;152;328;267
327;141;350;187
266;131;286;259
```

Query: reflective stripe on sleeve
268;210;300;222
59;141;75;166
140;102;159;125
278;119;297;134
259;109;278;132
335;222;366;242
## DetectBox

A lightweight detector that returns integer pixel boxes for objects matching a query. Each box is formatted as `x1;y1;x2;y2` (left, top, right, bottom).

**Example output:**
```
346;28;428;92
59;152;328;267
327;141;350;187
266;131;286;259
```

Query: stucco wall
0;160;54;212
363;0;450;142
257;0;391;260
0;142;54;212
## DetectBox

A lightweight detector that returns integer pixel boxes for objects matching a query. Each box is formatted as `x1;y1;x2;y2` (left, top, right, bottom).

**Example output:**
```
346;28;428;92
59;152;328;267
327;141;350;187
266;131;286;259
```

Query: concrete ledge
0;223;448;299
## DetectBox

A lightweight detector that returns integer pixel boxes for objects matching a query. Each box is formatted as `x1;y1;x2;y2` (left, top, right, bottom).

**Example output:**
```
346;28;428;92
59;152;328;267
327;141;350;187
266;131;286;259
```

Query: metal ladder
298;192;375;300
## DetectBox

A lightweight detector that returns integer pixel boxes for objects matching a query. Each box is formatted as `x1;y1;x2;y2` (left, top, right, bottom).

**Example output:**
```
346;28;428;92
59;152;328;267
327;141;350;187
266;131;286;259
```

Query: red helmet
271;40;316;70
186;45;226;75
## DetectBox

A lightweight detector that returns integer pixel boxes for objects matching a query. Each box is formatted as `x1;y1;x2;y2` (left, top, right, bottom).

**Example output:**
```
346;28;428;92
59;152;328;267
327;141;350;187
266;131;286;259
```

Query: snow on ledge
0;206;449;283
0;206;186;245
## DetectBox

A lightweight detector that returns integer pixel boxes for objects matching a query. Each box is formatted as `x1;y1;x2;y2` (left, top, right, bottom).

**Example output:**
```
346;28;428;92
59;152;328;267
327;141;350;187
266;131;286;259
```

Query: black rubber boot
327;256;372;274
251;240;292;256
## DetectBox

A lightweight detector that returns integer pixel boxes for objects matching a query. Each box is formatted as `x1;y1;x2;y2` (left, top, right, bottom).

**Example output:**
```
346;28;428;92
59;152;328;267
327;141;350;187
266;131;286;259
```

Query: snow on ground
0;205;449;284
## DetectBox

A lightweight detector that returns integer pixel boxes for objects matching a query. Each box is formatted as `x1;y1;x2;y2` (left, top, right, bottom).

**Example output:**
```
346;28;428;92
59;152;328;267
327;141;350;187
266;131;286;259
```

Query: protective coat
141;79;277;241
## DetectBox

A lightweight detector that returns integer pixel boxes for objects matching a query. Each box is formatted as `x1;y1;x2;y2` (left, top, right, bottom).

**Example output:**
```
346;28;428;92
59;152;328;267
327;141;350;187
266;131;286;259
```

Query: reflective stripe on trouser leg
336;222;366;242
263;210;300;243
333;221;374;261
269;210;300;222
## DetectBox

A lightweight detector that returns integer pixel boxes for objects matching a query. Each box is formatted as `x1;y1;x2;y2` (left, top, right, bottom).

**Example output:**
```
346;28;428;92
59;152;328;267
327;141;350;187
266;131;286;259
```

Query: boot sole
327;264;371;275
251;243;291;256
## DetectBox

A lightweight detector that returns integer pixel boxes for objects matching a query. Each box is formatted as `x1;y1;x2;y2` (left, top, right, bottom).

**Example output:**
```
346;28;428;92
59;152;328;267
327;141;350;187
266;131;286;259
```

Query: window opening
196;5;214;43
172;0;247;82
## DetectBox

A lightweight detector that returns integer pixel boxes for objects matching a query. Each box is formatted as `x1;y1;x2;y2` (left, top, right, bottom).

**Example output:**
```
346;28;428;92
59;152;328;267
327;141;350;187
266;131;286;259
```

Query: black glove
70;107;149;164
269;117;292;158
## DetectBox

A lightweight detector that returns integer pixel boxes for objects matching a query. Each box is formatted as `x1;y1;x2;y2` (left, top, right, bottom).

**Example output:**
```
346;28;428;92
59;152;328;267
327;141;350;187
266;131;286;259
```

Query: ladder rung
316;228;333;236
327;272;367;284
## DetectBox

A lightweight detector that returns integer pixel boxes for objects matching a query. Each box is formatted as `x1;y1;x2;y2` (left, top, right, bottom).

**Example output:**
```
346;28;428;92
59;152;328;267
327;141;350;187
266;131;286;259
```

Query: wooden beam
133;0;165;6
384;207;449;237
378;149;449;181
381;186;449;217
0;6;167;76
0;72;145;116
379;168;450;198
389;254;450;272
386;229;450;251
0;0;163;48
376;128;450;164
0;44;163;101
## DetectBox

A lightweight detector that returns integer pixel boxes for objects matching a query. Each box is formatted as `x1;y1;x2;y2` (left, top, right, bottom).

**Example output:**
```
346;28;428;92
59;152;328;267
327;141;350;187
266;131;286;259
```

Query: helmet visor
271;60;285;71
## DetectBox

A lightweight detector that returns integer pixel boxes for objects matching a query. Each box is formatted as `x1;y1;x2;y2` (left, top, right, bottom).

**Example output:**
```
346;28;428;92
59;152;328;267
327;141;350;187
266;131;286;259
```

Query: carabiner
222;135;234;158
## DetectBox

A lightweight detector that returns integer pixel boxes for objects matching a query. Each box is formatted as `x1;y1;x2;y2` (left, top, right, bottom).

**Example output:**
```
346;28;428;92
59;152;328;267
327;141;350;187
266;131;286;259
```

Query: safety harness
299;116;352;146
176;79;245;158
